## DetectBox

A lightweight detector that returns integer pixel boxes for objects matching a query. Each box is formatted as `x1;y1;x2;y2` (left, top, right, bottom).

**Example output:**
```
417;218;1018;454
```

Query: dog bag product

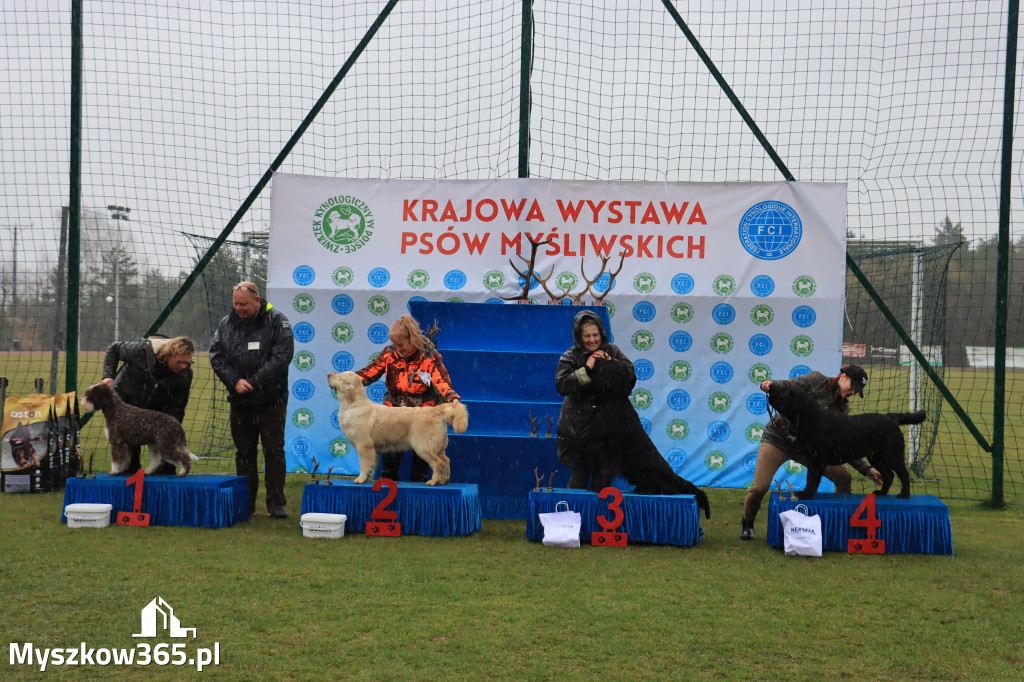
779;504;823;557
300;513;347;539
538;501;581;548
2;392;79;493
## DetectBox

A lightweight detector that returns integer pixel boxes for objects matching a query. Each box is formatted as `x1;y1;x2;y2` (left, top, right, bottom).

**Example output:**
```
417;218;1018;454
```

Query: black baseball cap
841;364;868;397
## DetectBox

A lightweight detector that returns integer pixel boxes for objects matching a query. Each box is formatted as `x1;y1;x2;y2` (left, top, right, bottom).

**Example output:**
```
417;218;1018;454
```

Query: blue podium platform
300;480;482;537
61;474;250;529
526;488;703;547
408;301;614;520
766;493;953;555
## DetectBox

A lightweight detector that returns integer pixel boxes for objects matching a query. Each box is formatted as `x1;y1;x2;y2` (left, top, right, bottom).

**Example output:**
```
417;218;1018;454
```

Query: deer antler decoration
591;252;626;303
500;235;555;302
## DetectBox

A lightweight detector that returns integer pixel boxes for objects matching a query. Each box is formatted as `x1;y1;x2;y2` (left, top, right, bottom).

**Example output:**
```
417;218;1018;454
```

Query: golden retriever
327;371;469;485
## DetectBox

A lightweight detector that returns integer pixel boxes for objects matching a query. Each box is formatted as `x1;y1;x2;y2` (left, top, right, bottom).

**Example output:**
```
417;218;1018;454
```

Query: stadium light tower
105;204;130;343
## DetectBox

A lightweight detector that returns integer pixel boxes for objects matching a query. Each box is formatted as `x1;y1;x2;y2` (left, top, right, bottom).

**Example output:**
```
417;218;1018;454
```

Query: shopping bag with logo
538;501;581;548
779;504;823;557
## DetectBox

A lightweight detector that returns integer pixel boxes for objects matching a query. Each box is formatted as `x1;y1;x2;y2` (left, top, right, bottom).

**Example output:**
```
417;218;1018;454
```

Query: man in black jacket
209;281;294;518
102;335;195;475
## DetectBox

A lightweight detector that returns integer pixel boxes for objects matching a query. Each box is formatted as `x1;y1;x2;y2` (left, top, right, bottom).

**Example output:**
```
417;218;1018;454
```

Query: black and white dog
766;382;924;499
80;383;198;477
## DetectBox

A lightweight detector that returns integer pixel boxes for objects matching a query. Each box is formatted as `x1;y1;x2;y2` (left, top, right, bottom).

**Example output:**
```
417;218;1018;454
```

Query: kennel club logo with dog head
313;195;375;253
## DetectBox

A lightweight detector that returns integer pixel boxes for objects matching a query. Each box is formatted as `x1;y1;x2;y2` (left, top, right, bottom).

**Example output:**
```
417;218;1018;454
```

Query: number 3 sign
591;486;628;547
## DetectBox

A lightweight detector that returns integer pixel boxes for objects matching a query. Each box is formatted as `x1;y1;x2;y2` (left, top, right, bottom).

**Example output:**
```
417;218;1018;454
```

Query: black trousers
380;451;430;483
229;403;288;511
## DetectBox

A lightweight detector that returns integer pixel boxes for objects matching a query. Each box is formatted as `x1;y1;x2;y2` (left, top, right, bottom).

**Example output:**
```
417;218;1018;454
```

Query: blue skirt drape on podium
61;474;250;529
766;493;953;555
526;488;703;547
300;481;482;537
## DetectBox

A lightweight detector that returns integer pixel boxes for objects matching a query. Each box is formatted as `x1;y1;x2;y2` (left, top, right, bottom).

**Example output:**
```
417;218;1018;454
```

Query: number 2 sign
366;477;402;537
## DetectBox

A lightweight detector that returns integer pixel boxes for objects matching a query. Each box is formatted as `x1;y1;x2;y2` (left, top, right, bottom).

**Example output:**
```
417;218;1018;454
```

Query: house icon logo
133;597;197;639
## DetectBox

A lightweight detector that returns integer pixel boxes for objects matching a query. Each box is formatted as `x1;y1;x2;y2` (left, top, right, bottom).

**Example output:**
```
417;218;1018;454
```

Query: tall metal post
518;0;532;178
66;0;83;393
992;0;1018;508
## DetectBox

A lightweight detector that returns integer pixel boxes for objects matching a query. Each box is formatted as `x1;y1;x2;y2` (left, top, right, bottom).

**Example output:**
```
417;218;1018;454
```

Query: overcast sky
2;0;1022;283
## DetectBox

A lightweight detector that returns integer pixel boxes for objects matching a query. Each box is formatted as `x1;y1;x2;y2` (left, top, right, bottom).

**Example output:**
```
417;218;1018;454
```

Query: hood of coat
572;310;608;349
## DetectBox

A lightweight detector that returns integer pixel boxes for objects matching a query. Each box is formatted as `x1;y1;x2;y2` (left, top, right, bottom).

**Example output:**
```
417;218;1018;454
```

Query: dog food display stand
300;480;482;537
61;474;250;529
526;488;704;547
766;493;953;555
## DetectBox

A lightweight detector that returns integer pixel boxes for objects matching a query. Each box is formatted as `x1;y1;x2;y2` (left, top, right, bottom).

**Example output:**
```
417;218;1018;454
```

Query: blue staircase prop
409;301;612;519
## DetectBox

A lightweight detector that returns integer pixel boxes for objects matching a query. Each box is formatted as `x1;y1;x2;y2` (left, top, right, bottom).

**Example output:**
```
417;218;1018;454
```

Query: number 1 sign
116;469;151;527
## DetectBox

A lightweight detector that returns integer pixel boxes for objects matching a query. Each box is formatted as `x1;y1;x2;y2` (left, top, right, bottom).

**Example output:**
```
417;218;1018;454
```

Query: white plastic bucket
65;503;113;528
300;512;347;538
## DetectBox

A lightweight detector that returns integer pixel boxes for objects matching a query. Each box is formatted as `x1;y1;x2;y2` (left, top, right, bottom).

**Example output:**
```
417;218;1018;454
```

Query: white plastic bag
538;501;581;548
779;504;823;557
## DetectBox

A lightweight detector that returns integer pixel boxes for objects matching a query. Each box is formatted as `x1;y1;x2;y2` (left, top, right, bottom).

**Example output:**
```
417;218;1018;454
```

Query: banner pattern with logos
268;175;847;491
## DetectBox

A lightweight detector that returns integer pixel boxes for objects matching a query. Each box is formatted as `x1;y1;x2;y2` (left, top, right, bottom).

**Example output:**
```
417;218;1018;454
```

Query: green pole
66;0;82;394
991;0;1018;508
518;0;532;178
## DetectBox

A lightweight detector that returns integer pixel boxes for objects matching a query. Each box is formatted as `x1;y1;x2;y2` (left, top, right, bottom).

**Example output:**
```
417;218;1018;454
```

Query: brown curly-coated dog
80;383;198;477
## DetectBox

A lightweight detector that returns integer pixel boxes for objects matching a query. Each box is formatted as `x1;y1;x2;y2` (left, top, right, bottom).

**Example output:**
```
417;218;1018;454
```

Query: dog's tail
186;450;199;463
888;410;926;426
440;402;469;434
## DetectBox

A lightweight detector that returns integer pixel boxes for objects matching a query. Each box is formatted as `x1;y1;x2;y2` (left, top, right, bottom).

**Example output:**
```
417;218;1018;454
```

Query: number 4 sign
116;469;151;527
848;493;885;554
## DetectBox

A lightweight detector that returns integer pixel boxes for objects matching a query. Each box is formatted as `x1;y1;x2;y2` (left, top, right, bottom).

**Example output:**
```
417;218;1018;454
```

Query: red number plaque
591;486;628;547
116;469;151;527
847;493;885;554
366;477;402;537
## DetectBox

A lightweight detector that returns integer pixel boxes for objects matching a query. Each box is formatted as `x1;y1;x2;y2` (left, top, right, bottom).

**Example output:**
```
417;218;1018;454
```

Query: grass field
2;353;1023;678
1;484;1022;680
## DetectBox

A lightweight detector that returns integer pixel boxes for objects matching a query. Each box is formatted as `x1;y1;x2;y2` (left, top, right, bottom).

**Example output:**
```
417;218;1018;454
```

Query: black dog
766;382;925;499
579;358;711;519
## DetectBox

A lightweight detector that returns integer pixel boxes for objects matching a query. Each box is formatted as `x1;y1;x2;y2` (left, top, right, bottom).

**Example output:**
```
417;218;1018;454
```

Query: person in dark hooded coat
555;310;711;519
555;310;635;489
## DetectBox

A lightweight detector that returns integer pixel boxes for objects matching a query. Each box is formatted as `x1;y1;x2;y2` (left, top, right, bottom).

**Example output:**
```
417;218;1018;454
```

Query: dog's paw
353;475;369;484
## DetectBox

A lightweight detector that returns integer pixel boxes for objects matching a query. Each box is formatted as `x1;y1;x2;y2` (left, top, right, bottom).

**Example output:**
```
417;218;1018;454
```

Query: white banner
268;175;846;490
